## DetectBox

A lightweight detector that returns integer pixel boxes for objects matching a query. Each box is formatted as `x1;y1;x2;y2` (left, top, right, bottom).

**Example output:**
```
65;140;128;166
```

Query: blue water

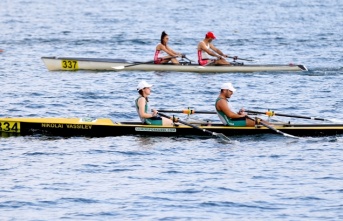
1;0;343;220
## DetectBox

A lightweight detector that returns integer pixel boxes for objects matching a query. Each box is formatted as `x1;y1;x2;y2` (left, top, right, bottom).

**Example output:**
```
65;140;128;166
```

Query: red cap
206;32;216;39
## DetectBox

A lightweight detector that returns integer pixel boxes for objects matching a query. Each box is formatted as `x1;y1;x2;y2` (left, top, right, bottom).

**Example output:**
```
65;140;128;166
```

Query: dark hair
161;31;168;45
138;90;149;102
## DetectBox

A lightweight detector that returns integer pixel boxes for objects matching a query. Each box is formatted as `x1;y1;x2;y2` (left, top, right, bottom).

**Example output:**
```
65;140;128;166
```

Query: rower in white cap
135;80;174;126
215;82;256;127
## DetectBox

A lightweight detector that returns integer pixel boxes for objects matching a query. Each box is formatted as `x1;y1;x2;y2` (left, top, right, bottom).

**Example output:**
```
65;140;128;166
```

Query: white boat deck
41;56;308;73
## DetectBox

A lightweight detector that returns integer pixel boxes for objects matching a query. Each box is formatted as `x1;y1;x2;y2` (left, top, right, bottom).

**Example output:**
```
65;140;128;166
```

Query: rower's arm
137;98;155;118
168;46;181;56
217;99;245;119
199;42;221;58
160;45;179;57
210;44;225;57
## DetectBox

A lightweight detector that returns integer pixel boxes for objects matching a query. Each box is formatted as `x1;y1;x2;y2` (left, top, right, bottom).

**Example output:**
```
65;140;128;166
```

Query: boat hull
1;117;342;138
41;57;307;73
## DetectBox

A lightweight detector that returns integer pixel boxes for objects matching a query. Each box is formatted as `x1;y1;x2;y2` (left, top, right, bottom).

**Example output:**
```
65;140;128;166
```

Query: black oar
246;115;299;139
246;109;342;123
112;60;155;70
182;55;194;62
226;56;257;62
157;109;217;115
158;112;231;142
113;55;181;70
196;60;215;69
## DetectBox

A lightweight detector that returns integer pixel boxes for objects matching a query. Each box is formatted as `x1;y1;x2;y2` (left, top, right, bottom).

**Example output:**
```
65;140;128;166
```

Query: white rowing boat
41;56;308;73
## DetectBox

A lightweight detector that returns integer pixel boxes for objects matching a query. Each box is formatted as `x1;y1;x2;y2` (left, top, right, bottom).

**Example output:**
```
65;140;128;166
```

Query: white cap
137;80;153;90
221;82;236;92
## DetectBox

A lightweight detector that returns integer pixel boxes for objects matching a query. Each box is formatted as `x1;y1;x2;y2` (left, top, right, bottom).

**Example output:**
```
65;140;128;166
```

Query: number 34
0;122;20;132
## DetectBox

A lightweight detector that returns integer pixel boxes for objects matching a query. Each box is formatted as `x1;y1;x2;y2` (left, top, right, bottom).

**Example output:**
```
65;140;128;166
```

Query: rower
215;82;258;127
197;32;237;66
135;80;175;126
154;31;183;64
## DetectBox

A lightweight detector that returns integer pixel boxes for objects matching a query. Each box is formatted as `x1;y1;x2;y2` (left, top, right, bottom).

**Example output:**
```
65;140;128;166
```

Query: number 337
61;60;78;70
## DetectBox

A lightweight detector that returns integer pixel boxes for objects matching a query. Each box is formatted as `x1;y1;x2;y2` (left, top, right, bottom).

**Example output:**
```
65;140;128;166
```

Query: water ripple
1;0;343;220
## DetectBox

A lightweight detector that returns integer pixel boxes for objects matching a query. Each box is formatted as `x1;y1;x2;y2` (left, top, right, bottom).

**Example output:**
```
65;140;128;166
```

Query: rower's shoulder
216;97;228;106
136;96;145;104
156;43;166;50
197;41;206;49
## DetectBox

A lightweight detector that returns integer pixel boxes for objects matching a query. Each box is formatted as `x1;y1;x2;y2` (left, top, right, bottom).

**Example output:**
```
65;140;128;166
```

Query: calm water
1;0;343;220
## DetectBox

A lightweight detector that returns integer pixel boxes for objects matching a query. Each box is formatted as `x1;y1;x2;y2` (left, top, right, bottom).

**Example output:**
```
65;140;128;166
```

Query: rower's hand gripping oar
246;109;343;123
157;112;231;142
246;115;300;139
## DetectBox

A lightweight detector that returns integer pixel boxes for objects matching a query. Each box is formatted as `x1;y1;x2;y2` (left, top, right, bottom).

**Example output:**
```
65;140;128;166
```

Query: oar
112;60;155;70
157;109;216;115
113;55;181;70
158;112;231;142
196;60;215;69
226;56;258;62
182;55;194;62
246;109;342;123
246;115;299;139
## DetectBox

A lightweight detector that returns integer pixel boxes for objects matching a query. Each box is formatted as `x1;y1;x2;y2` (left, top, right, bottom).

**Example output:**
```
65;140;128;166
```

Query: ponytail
161;31;168;45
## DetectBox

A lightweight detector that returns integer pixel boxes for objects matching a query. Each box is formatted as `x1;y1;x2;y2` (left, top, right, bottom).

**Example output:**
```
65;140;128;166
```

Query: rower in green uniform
135;80;174;126
215;82;256;126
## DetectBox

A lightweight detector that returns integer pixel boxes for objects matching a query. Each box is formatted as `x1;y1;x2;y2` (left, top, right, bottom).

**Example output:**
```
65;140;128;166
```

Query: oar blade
280;131;300;139
112;66;125;70
327;118;343;123
213;132;232;142
247;115;301;139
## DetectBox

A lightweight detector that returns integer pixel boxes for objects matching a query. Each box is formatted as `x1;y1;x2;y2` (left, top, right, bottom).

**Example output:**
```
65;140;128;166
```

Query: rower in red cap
197;32;237;66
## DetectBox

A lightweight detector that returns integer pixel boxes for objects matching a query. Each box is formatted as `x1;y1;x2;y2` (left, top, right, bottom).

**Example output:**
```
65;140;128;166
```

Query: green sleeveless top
135;96;148;123
215;97;246;126
215;98;232;125
135;96;163;125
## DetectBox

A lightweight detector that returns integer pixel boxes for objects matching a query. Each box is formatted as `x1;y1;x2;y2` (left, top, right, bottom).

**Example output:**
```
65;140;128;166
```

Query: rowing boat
41;56;308;73
1;117;342;138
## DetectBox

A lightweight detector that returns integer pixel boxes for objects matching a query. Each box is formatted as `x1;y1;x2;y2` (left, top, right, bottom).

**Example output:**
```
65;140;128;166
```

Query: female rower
154;31;182;64
135;80;175;126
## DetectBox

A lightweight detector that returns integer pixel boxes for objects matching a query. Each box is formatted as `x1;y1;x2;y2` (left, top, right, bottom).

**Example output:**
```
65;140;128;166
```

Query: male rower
215;82;256;127
197;32;237;66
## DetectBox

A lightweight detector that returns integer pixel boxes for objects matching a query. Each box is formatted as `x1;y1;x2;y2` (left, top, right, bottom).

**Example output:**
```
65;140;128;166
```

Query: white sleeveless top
201;41;210;59
155;44;168;58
